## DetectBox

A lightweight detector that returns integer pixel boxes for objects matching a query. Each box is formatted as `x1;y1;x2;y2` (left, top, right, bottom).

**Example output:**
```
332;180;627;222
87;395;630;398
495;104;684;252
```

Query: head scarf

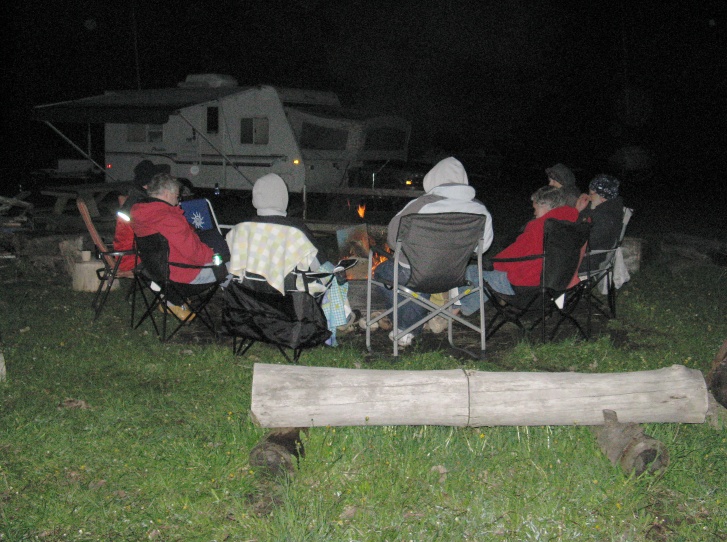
422;157;468;193
545;163;576;187
589;174;620;200
252;173;289;216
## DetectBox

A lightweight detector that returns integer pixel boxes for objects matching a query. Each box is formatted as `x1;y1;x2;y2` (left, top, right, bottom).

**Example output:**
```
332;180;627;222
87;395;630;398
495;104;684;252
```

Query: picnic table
40;182;134;217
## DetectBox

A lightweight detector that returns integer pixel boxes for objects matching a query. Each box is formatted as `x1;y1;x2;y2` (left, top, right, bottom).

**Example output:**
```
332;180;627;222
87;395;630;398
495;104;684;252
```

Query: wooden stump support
592;410;669;476
250;363;708;428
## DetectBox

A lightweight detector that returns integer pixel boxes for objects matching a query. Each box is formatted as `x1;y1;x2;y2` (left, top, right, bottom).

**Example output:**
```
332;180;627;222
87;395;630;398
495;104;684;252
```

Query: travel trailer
33;74;411;194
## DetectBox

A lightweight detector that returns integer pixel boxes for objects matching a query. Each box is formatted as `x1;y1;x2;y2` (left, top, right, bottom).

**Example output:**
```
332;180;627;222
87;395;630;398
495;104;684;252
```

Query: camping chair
365;213;489;359
221;221;349;363
131;233;225;342
76;197;135;321
484;218;591;343
580;207;633;319
180;198;231;259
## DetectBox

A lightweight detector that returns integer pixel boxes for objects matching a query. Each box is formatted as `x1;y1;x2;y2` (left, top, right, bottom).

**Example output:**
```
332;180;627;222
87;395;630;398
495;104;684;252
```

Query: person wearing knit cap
577;173;625;271
375;157;494;347
546;162;582;207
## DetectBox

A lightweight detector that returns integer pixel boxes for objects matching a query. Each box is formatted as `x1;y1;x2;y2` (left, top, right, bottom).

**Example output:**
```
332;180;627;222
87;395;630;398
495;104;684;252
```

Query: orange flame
357;204;366;218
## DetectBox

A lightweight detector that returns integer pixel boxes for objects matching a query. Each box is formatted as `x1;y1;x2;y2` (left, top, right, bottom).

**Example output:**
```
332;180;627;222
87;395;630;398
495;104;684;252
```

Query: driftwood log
250;363;708;428
592;410;669;476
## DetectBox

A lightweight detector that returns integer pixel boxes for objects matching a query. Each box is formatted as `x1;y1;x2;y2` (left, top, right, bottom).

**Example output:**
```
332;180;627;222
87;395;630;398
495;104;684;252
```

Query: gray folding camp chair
365;213;488;359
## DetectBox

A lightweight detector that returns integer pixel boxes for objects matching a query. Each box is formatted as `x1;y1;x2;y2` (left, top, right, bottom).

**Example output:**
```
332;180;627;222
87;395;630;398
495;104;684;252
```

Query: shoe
388;330;414;347
427;316;448;334
159;302;196;322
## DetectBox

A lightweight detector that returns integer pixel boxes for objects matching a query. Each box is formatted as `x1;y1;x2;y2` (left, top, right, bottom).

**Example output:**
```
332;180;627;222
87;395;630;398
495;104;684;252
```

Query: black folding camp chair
131;233;225;342
220;221;356;363
221;275;331;364
179;198;231;260
484;218;591;343
579;207;633;319
365;212;489;358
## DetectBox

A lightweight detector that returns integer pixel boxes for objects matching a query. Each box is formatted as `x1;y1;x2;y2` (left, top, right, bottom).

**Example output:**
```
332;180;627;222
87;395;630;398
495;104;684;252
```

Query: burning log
250;364;708;428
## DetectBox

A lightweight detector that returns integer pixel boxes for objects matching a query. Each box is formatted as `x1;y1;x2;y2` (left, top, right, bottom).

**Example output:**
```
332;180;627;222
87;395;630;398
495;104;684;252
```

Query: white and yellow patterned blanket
225;222;318;294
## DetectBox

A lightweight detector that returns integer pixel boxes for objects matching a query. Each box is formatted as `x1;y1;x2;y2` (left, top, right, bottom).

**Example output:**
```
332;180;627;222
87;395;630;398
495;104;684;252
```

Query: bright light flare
357;204;366;218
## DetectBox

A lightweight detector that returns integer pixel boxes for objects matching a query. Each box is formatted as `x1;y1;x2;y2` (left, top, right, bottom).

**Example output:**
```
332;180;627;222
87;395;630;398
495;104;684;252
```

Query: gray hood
423;157;468;193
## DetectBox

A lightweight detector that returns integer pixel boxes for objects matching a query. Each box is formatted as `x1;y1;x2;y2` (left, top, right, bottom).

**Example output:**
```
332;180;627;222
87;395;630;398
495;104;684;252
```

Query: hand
575;193;590;212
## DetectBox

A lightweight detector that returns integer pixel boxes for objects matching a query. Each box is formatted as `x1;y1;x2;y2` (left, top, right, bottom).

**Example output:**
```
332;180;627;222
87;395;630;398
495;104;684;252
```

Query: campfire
336;224;389;280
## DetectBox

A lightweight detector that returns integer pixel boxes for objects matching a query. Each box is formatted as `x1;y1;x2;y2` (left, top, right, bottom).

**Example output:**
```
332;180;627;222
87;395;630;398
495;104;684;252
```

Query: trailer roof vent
178;74;239;88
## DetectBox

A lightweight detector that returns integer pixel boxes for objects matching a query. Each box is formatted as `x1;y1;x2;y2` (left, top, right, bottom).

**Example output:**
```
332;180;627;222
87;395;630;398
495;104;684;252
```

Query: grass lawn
1;240;726;541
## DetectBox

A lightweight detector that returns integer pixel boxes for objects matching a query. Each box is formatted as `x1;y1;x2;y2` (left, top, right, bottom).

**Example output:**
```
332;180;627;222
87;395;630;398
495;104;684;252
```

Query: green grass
1;254;726;541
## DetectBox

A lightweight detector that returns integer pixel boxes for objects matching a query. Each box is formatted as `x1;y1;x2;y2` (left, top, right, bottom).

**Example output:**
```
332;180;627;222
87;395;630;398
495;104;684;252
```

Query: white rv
34;74;411;194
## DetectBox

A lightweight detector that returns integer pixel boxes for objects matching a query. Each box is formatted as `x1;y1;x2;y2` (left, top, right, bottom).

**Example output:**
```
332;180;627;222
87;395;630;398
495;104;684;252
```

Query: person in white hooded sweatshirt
374;157;493;347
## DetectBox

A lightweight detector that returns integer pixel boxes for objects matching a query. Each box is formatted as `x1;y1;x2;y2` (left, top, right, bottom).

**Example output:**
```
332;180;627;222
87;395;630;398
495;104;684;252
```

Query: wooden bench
41;182;134;217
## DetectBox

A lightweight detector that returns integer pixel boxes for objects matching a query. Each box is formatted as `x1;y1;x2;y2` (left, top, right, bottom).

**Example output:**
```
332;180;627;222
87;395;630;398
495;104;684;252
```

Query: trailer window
363;127;407;151
300;122;348;150
240;117;269;144
207;107;219;134
126;124;163;143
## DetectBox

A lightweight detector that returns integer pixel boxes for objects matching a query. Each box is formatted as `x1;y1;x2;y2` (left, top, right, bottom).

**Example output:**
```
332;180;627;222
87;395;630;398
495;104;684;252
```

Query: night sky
4;0;726;195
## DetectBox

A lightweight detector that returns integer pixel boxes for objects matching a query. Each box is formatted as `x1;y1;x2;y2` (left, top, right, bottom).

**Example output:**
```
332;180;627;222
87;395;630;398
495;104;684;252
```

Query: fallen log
250;363;708;428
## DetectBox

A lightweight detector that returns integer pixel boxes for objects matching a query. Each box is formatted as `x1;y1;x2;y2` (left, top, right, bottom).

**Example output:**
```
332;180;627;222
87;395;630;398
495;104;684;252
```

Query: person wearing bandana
576;174;625;271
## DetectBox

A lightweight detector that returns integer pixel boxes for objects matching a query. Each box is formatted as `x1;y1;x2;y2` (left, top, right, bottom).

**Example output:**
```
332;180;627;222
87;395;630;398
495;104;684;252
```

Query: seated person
250;173;328;267
375;157;493;347
546;162;582;207
228;173;350;345
459;185;579;316
114;160;170;272
575;174;624;271
130;173;227;286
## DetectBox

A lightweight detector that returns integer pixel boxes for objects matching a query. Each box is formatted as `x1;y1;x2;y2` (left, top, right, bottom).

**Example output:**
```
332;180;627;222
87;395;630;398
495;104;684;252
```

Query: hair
531;185;566;209
146;173;181;198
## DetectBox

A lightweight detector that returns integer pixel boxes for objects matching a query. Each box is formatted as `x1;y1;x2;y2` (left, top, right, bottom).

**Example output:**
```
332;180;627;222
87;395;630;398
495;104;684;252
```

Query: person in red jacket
113;160;171;272
458;185;579;315
130;173;219;285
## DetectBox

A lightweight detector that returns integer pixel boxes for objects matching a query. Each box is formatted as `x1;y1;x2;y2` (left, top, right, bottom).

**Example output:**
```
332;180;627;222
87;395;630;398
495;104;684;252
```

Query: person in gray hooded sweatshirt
247;173;328;265
374;157;493;347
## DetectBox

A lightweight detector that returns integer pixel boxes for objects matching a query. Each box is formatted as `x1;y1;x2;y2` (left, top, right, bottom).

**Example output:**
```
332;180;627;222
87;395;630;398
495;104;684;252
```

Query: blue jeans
190;262;231;285
458;265;515;316
374;260;430;336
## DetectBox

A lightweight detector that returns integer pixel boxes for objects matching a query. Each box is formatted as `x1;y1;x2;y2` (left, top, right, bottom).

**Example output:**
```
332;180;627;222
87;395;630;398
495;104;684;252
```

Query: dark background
3;0;726;206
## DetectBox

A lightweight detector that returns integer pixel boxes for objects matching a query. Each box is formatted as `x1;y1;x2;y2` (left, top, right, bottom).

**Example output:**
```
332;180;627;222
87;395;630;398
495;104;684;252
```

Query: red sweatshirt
494;206;579;287
130;199;213;283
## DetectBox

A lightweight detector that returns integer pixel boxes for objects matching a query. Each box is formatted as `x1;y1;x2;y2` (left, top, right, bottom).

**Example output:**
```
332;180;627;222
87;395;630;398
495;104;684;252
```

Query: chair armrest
100;249;135;258
489;253;544;263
